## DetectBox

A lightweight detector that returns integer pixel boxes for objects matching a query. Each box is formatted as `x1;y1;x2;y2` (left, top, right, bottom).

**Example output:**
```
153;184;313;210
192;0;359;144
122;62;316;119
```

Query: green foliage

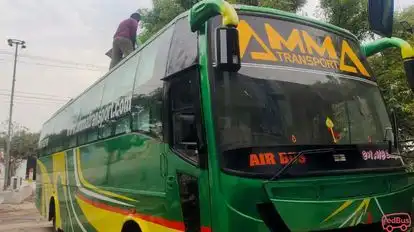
258;0;306;12
228;0;306;10
228;0;259;5
318;0;371;40
138;0;185;43
138;0;307;43
0;121;40;175
319;3;414;137
368;7;414;140
320;3;414;166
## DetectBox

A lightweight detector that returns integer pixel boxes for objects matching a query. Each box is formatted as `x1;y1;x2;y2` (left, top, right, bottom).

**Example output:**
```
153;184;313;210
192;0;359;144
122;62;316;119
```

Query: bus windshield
213;66;403;176
214;65;392;151
210;13;404;176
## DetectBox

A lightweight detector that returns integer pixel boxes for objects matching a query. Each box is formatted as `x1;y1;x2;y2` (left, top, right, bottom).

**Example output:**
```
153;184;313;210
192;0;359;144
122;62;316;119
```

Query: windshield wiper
268;148;336;181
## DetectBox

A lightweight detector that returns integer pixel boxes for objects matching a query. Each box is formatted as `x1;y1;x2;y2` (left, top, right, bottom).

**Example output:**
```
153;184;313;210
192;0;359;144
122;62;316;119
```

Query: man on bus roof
109;12;141;69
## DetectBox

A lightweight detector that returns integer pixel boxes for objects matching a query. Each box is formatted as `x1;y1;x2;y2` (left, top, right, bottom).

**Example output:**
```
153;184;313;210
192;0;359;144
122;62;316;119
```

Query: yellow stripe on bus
37;159;52;218
75;194;181;232
52;152;67;230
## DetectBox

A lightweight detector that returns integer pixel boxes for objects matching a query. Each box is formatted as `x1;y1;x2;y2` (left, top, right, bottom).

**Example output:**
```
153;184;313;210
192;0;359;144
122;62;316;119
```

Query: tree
367;6;414;140
258;0;306;12
0;121;40;182
138;0;185;43
319;3;414;167
371;7;414;167
138;0;307;43
318;4;414;139
318;0;371;40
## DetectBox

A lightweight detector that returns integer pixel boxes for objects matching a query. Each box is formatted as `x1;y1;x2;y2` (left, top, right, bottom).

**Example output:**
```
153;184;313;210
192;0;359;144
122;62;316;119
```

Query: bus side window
168;69;199;163
87;129;98;142
69;135;77;148
99;122;113;139
77;132;88;145
115;116;131;135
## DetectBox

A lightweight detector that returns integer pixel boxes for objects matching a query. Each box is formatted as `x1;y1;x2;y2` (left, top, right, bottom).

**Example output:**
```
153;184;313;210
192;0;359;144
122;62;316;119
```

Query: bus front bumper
261;172;414;231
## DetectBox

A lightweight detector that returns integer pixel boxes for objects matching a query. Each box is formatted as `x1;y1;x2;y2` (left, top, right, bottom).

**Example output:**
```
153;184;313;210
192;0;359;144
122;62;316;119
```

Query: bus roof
40;4;359;129
41;11;190;128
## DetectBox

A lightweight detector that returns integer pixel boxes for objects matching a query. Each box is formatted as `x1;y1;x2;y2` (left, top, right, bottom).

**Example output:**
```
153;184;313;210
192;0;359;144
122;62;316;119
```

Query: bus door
163;65;212;231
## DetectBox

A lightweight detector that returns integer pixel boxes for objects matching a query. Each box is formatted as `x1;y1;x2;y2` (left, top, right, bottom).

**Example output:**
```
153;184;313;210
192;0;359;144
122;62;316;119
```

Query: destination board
211;14;376;81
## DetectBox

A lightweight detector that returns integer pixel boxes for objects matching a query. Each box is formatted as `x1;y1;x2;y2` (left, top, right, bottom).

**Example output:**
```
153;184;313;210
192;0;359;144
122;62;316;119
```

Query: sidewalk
0;197;51;232
0;181;35;204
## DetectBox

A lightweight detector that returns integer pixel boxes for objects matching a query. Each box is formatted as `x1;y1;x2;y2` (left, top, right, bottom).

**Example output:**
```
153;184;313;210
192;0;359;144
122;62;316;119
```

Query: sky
0;0;413;133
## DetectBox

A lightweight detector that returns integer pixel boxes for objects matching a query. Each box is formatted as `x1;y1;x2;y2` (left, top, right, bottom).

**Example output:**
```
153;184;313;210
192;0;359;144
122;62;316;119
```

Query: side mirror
404;59;414;91
368;0;394;37
216;27;241;72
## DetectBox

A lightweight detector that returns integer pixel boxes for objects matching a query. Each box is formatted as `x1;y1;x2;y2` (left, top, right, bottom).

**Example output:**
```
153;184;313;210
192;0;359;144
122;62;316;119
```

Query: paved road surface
0;198;52;232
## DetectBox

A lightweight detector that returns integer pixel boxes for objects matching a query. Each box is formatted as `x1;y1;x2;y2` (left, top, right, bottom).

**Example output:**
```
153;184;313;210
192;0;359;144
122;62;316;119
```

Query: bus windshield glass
210;13;403;176
214;66;391;150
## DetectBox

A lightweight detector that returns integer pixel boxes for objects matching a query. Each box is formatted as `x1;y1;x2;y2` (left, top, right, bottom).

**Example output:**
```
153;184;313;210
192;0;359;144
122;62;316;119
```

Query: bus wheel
49;198;63;232
121;220;141;232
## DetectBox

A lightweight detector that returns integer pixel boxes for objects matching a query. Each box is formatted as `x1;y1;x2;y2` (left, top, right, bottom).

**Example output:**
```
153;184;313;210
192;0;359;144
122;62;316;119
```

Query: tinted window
169;70;199;154
39;119;54;144
132;26;174;139
87;129;98;142
166;18;198;76
101;53;139;106
79;81;104;118
39;22;176;152
115;116;131;135
214;66;391;149
99;123;112;139
67;99;80;136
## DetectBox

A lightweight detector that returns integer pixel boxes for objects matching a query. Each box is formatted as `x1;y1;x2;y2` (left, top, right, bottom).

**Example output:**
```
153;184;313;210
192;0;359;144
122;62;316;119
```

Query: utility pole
3;39;26;191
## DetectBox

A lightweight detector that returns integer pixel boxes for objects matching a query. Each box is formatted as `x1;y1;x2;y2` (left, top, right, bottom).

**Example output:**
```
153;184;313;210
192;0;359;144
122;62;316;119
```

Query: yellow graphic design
339;40;370;77
322;200;353;223
322;199;371;227
237;19;371;77
325;117;337;143
291;135;297;144
52;152;67;230
76;195;180;232
75;148;137;202
36;159;52;218
264;24;305;53
302;30;338;59
238;20;277;61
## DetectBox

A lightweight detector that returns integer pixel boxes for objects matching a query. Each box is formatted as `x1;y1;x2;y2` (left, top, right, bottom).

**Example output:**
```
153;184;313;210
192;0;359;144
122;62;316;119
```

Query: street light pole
3;39;26;191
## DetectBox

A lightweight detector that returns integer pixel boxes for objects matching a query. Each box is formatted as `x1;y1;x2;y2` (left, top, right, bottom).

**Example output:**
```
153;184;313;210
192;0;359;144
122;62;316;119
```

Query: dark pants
109;37;133;69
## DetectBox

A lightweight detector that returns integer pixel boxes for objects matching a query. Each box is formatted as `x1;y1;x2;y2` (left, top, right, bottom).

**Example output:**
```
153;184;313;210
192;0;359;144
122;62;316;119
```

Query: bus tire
49;198;63;232
48;198;57;231
121;220;141;232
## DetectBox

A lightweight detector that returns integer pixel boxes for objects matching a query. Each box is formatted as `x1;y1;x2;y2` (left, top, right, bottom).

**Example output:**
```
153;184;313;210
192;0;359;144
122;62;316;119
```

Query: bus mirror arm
189;0;239;32
361;37;414;92
188;0;241;72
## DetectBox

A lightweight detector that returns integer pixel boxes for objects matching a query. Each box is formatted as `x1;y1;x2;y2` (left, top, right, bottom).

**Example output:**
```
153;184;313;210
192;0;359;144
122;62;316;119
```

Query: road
0;197;52;232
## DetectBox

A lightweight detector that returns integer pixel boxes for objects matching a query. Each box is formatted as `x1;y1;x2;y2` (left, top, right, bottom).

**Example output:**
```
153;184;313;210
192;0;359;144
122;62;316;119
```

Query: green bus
35;0;414;231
